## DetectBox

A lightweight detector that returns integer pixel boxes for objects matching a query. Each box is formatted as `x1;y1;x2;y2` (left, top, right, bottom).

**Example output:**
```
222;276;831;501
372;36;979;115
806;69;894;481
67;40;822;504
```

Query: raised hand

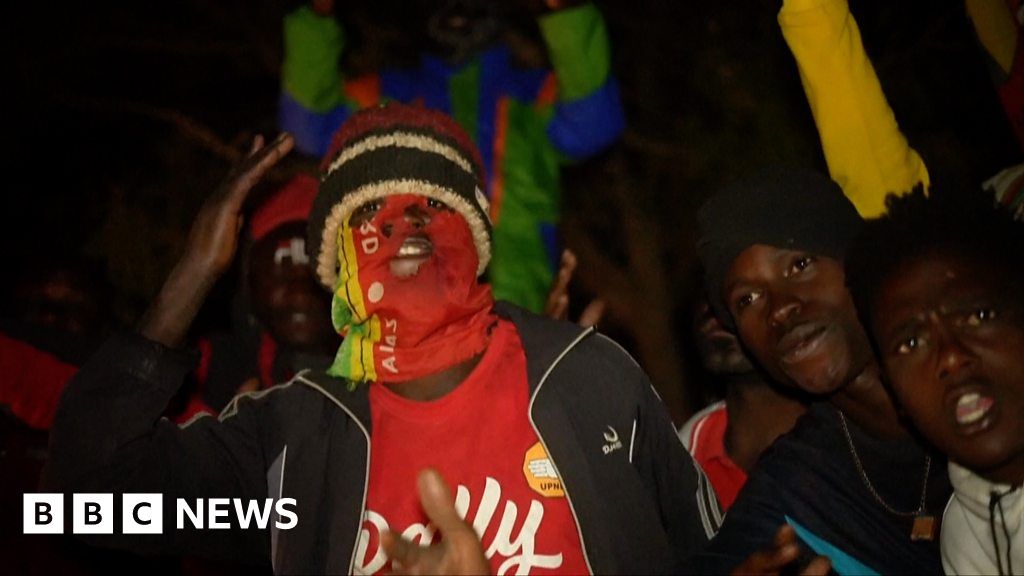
184;133;295;277
140;133;294;347
381;469;489;575
544;249;606;328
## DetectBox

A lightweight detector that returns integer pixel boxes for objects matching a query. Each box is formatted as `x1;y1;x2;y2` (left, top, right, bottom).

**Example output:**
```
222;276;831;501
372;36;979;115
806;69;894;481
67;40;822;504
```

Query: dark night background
2;0;1020;419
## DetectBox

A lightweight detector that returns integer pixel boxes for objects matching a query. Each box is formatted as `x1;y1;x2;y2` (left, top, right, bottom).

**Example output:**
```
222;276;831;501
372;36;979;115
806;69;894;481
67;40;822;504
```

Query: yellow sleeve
779;0;930;218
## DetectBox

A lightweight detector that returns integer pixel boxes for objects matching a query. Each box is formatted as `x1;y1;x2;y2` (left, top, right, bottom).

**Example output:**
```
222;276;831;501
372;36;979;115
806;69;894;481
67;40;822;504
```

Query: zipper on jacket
270;445;289;573
295;375;372;576
526;326;596;575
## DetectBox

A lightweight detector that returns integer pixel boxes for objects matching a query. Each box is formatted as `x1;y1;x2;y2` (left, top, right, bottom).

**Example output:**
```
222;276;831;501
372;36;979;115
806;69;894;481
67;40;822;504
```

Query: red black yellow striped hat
307;103;492;290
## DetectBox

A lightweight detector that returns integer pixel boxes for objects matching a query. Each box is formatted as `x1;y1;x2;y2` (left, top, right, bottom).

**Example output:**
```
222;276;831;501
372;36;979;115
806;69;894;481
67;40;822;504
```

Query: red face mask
328;193;495;385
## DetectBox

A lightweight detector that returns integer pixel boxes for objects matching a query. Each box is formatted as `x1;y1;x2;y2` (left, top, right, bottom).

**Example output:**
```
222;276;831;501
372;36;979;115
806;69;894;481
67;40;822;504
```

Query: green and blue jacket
280;4;625;311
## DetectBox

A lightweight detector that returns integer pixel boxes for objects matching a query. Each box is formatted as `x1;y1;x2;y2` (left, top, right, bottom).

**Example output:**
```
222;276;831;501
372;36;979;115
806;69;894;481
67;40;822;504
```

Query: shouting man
846;189;1023;576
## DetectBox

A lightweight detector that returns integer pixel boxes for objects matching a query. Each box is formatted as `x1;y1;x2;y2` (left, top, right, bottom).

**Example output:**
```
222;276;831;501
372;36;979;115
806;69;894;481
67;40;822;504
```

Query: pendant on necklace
911;515;936;541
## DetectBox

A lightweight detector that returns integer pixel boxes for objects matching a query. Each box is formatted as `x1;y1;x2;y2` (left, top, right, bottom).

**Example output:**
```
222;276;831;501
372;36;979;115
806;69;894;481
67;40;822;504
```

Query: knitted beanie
307;103;492;290
696;166;863;329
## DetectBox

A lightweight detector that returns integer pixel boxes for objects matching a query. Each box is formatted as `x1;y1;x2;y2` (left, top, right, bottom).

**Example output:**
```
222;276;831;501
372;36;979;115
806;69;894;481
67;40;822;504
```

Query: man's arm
694;470;810;573
139;134;293;347
780;0;930;217
538;2;626;160
630;353;720;569
44;134;294;560
45;333;273;560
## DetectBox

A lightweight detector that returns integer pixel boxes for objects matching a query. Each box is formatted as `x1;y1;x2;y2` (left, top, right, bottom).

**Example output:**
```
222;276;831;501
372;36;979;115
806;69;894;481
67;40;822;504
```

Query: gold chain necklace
838;410;936;541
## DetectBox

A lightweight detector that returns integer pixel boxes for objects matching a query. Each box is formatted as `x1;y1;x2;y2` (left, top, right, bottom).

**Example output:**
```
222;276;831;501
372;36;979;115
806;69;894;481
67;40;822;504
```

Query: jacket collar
949;461;1023;523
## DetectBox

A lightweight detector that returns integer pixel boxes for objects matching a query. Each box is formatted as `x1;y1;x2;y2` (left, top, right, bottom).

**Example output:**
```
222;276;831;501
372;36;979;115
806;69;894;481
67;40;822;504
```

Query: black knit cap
696;166;863;329
307;102;493;290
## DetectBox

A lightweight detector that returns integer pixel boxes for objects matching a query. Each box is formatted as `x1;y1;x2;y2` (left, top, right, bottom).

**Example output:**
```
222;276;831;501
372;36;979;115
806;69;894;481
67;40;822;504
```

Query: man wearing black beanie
694;167;950;574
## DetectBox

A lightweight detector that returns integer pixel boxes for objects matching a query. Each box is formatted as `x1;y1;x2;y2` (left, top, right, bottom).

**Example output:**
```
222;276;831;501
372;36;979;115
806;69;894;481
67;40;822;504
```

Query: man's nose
403;204;430;229
381;204;431;237
287;271;320;298
769;293;801;327
936;332;978;382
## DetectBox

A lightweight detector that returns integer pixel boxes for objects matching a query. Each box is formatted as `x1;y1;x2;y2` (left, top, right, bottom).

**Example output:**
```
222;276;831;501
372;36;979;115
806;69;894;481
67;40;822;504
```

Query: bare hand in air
140;133;294;347
544;249;606;328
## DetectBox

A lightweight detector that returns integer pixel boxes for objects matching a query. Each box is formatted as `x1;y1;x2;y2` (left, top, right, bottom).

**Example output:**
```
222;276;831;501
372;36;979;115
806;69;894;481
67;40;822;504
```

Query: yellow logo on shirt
523;441;565;498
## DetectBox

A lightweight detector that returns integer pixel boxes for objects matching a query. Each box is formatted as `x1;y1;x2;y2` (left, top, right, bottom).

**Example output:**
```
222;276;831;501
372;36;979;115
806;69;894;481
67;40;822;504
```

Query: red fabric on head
250;174;318;242
332;193;495;383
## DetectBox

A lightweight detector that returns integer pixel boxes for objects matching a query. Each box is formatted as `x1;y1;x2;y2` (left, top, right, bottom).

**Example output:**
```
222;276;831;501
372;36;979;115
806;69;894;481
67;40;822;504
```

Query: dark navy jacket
697;402;951;575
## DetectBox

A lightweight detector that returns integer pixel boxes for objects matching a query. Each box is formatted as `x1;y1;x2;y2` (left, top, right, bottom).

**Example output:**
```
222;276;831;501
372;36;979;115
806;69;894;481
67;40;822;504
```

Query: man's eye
965;308;998;327
736;291;762;310
426;198;450;210
352;200;383;220
787;256;814;276
896;336;919;355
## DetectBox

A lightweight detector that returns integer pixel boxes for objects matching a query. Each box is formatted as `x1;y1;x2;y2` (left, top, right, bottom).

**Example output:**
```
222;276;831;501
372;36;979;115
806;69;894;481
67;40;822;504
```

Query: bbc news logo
24;494;297;534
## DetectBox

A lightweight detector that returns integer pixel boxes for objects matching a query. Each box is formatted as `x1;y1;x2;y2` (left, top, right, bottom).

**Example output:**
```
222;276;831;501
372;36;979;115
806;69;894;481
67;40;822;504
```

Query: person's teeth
955;392;994;425
397;243;429;257
959;407;986;424
957;392;979;409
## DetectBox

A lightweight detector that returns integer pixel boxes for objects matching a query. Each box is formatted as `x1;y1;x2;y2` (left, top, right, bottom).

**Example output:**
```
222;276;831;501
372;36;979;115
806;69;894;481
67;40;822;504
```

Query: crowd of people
2;0;1023;574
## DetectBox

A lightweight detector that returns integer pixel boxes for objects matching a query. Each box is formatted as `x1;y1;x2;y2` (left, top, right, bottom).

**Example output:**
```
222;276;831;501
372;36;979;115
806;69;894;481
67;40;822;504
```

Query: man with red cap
46;104;715;575
0;173;335;428
179;172;337;420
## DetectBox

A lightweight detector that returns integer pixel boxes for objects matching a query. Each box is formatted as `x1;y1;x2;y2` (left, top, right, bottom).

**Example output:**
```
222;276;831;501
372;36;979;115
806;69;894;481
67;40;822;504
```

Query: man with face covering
46;104;714;575
692;167;952;575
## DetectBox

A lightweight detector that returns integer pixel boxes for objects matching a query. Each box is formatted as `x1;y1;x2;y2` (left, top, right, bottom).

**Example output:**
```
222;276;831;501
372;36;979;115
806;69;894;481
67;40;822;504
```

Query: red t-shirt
357;320;589;576
679;401;747;511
